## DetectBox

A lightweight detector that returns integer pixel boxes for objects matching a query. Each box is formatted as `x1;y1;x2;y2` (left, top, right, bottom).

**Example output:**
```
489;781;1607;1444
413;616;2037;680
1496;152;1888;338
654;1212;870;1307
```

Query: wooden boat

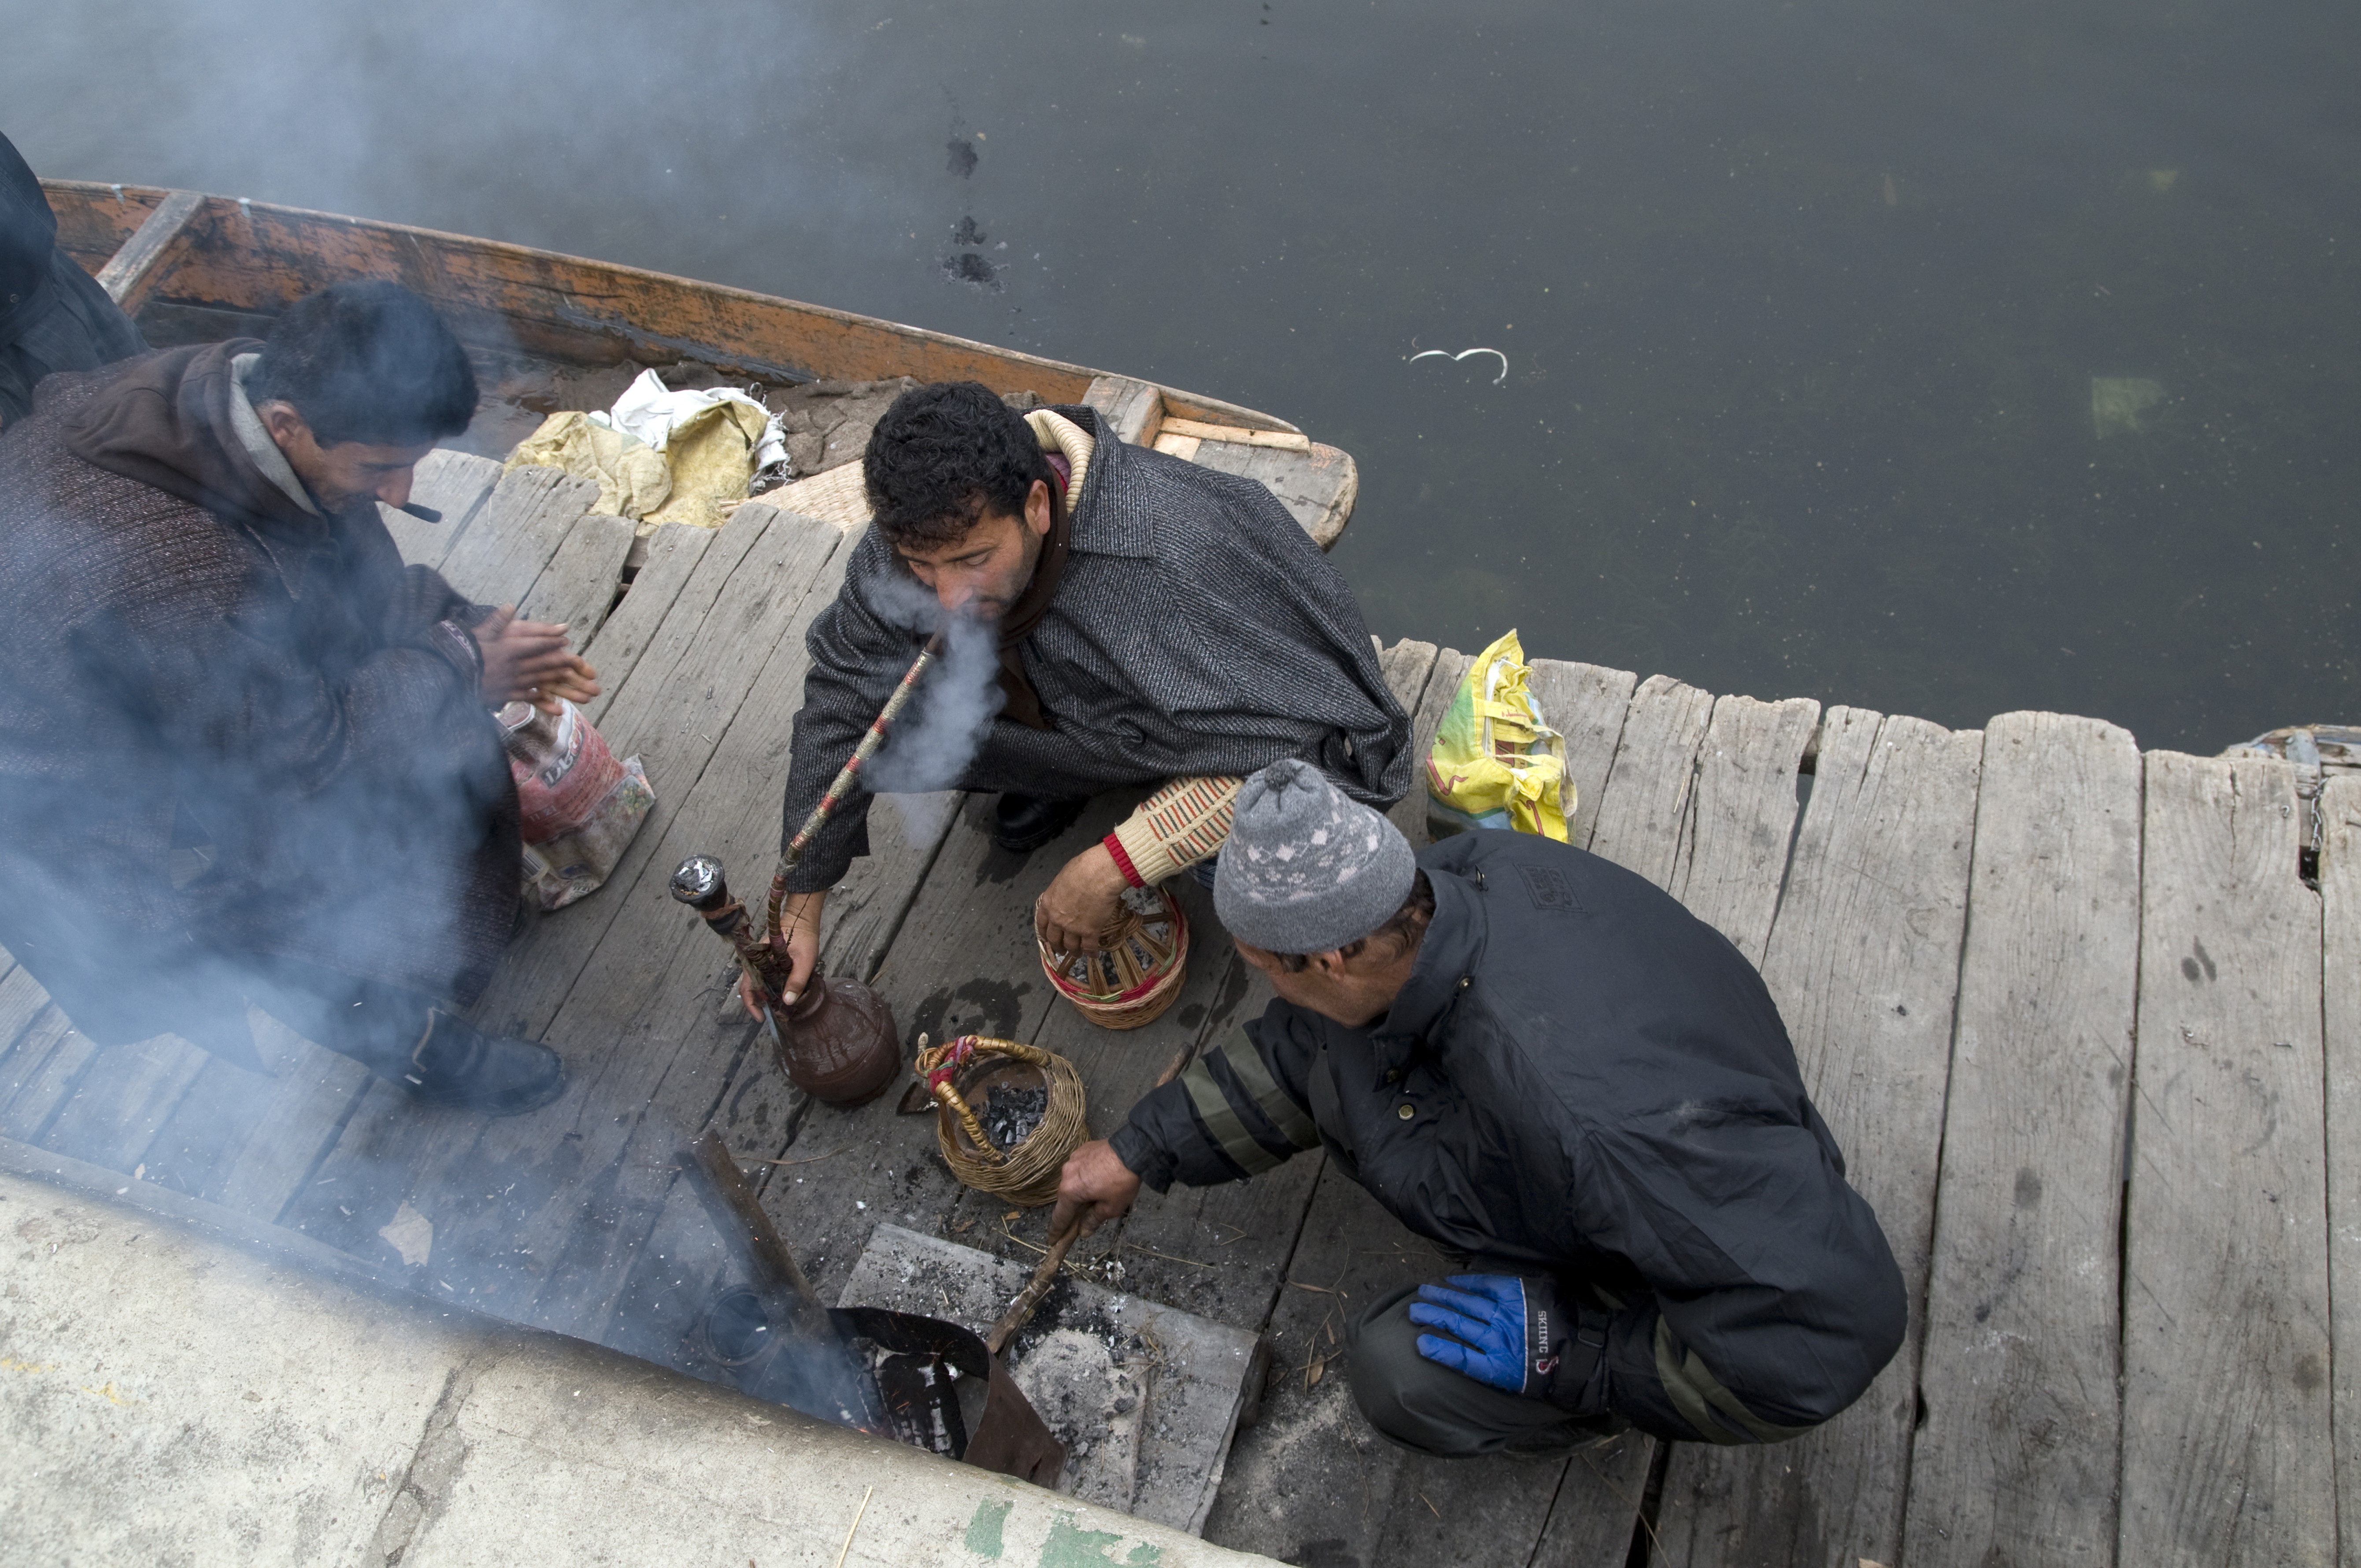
36;181;1358;547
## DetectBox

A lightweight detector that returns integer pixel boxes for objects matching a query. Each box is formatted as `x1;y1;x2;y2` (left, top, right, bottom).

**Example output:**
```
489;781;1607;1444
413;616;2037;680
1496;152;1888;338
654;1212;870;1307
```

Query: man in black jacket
0;131;147;427
1051;759;1905;1455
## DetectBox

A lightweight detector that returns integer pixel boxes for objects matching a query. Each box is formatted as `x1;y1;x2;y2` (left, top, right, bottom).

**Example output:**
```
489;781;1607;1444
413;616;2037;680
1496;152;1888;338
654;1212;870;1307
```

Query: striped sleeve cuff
1110;775;1244;886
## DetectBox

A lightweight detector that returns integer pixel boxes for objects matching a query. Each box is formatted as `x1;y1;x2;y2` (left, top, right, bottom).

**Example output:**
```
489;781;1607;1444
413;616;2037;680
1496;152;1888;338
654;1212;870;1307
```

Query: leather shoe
993;792;1087;854
400;1009;566;1117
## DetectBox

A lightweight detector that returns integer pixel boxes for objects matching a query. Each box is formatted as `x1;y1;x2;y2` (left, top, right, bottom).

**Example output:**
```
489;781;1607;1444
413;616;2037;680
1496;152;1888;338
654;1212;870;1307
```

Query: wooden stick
986;1225;1081;1354
833;1485;873;1568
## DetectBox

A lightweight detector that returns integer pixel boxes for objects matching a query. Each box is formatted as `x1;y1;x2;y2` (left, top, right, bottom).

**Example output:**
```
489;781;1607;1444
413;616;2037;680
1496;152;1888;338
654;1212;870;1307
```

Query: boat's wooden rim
38;179;1302;436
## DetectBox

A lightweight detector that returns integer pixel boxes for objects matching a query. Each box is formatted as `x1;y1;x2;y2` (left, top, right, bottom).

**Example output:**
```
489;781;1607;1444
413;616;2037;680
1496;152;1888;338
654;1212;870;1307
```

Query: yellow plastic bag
1425;630;1569;840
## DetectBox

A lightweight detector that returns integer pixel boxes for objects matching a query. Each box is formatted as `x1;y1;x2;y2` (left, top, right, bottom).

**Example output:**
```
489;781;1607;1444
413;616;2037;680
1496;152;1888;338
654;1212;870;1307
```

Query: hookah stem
764;629;949;946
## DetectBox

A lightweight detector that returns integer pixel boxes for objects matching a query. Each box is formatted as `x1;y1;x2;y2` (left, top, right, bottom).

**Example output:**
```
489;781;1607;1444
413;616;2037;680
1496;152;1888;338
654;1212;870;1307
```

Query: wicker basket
917;1034;1090;1208
1037;884;1189;1030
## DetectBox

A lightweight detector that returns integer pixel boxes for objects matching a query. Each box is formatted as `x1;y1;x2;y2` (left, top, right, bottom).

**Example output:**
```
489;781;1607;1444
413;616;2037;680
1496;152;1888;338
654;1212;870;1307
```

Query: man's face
259;403;434;514
1234;938;1392;1028
893;478;1054;620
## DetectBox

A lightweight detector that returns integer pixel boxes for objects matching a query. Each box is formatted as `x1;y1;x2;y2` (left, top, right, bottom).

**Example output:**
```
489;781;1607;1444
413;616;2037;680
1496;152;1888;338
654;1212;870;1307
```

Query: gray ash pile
981;1084;1049;1151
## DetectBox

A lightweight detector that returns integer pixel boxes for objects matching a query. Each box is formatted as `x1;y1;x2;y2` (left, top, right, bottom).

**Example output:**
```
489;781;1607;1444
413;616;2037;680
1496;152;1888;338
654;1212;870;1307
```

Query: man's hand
1048;1138;1142;1241
1035;842;1131;957
477;605;602;714
736;889;827;1021
1409;1275;1538;1394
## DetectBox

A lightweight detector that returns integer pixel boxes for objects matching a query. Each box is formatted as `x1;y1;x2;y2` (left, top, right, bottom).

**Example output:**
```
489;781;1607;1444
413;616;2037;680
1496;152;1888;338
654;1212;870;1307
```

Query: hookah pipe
673;629;950;1031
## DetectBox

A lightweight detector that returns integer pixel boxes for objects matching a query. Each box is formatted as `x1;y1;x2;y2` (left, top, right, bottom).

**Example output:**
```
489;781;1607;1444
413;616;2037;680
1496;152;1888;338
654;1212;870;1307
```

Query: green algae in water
2092;377;2167;438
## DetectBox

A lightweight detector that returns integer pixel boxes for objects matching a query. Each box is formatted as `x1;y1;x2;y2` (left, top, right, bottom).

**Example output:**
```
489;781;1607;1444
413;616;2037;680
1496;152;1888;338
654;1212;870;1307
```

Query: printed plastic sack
1425;630;1570;841
498;699;657;911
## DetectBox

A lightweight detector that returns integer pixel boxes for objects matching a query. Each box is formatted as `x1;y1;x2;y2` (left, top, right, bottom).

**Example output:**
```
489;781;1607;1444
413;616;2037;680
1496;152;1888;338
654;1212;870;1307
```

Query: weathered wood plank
1200;1162;1443;1565
518;512;635;645
575;522;716;727
1526;1439;1662;1568
1083;374;1166;446
93;188;201;310
1184;438;1358;550
466;504;834;1043
1666;693;1820;964
0;965;55;1057
2321;774;2361;1568
1584;674;1713;887
37;1034;211;1173
283;509;850;1294
2117;751;2333;1568
210;1032;374;1222
1903;712;2143;1568
751;792;1134;1306
0;1008;98;1143
1654;706;1982;1568
429;463;599;610
379;447;502;568
1525;658;1639;852
1400;648;1473;847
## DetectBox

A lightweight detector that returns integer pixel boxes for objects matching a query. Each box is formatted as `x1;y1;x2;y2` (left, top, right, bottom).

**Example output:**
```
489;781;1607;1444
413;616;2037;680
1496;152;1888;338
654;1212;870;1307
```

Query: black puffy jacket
1110;828;1906;1442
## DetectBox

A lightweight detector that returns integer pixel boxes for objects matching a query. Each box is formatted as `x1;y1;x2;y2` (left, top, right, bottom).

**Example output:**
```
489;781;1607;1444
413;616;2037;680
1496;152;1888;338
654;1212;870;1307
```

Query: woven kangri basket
1037;884;1189;1030
917;1034;1090;1208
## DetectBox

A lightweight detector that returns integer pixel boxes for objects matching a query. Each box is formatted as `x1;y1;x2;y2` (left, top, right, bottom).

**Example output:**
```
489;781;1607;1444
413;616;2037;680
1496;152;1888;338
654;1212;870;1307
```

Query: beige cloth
505;411;671;525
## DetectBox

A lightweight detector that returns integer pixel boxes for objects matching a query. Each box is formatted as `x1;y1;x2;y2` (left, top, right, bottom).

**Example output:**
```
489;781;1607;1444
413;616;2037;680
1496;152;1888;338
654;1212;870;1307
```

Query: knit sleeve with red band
1107;775;1245;886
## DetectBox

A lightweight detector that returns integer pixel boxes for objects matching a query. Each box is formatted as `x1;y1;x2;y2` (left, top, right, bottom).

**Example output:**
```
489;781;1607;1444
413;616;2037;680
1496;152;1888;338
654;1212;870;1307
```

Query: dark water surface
7;0;2356;751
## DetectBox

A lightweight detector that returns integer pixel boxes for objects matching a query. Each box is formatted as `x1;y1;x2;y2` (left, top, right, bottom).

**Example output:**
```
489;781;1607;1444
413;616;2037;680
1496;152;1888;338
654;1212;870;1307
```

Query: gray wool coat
777;406;1410;891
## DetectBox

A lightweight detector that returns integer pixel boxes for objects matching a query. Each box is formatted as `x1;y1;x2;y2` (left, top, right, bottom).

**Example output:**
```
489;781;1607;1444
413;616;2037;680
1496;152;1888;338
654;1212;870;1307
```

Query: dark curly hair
863;381;1055;547
247;281;477;447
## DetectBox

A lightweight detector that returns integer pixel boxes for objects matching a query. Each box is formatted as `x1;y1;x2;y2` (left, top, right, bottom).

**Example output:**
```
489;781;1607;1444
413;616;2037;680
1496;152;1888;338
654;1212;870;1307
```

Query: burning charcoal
981;1084;1049;1150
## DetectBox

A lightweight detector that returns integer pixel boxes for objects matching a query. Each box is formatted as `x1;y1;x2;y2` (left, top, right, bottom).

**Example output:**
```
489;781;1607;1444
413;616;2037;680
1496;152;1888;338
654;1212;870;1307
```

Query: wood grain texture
1083;374;1165;446
2119;751;2333;1568
1200;1163;1440;1567
93;188;201;310
2320;774;2361;1568
465;504;827;1042
0;1008;97;1143
1667;693;1821;963
1183;438;1359;550
1401;648;1473;847
1903;711;2143;1568
380;447;502;568
429;463;598;610
1525;658;1639;851
575;523;715;726
1654;706;1982;1568
1375;639;1442;844
283;509;848;1292
37;1034;211;1172
518;511;635;644
1585;673;1714;887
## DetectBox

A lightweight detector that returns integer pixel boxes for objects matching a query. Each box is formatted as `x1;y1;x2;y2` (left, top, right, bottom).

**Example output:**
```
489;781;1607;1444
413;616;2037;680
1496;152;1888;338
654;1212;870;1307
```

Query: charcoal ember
981;1085;1049;1151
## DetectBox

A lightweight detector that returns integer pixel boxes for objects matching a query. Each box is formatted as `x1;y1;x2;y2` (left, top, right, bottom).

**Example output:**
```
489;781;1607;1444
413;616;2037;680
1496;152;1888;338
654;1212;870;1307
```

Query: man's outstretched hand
1049;1138;1143;1241
477;604;600;714
1035;842;1131;957
735;889;827;1021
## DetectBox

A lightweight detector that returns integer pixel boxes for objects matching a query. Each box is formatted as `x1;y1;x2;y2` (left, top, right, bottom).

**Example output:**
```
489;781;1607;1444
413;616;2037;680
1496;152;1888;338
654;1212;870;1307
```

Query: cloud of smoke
857;569;1005;843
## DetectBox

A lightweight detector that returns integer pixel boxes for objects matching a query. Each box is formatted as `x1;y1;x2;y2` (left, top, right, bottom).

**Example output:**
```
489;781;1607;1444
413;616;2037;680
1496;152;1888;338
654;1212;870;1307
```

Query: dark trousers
1346;1283;1621;1458
178;951;440;1080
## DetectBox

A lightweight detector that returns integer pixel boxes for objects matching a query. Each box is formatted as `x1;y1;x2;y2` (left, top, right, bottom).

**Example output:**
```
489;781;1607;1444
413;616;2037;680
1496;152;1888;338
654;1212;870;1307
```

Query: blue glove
1409;1274;1537;1394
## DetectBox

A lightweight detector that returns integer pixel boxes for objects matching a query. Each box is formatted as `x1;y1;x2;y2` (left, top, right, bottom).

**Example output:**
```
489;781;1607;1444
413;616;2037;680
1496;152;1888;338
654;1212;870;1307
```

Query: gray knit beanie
1215;760;1417;954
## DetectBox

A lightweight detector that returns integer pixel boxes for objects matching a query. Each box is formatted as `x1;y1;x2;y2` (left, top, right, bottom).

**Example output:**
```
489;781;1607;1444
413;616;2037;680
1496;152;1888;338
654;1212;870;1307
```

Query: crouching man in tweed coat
749;381;1410;1014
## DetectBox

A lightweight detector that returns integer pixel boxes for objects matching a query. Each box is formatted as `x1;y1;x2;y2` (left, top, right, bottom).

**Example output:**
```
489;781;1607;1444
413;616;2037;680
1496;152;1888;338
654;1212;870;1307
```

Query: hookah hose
762;629;950;950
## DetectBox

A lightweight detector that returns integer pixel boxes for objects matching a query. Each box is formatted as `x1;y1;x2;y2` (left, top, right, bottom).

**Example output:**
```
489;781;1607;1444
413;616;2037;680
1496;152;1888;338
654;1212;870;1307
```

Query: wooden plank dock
0;449;2349;1568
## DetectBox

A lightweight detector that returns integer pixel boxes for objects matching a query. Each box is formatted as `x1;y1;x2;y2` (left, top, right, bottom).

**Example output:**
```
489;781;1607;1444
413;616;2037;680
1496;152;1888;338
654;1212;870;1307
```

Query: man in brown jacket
0;281;593;1114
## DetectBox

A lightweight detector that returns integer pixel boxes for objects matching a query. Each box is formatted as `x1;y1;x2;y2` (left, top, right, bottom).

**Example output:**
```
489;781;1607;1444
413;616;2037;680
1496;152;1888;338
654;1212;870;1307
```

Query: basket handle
912;1033;1010;1165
